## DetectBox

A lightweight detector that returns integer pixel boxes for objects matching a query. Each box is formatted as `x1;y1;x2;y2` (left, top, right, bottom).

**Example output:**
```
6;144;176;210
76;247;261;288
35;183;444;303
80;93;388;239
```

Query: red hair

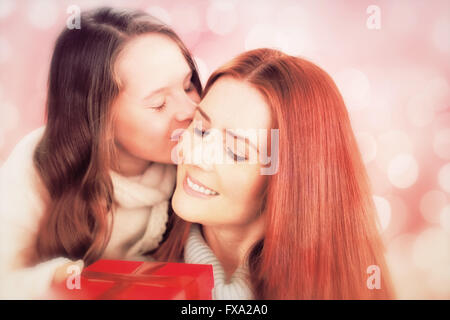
156;48;395;299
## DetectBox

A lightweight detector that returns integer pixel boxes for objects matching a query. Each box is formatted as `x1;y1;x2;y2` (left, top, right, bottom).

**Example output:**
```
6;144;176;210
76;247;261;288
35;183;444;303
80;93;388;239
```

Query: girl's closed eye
184;81;195;93
146;97;166;111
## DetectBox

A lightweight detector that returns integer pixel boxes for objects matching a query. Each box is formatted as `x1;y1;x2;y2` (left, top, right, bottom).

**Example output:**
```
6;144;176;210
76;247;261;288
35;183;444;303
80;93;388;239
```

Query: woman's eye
226;147;247;162
194;126;209;137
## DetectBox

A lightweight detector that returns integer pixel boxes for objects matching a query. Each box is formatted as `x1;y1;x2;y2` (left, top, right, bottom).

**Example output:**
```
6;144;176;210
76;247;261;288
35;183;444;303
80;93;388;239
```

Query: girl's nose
173;91;198;122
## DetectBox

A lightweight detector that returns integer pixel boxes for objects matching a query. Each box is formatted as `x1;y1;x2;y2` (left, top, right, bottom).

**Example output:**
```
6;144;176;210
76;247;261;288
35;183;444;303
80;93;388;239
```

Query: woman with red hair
157;48;395;299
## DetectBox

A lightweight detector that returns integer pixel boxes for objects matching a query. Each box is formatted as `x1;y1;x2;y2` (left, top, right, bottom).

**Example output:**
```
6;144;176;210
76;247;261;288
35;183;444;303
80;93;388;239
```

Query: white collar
110;163;176;209
184;224;254;300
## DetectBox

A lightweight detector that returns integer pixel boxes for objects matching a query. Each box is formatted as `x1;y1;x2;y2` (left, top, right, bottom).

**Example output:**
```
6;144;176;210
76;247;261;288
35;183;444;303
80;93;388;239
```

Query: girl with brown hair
0;7;201;298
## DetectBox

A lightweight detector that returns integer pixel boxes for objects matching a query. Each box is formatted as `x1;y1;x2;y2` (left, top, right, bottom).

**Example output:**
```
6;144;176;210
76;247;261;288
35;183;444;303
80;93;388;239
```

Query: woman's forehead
200;77;272;131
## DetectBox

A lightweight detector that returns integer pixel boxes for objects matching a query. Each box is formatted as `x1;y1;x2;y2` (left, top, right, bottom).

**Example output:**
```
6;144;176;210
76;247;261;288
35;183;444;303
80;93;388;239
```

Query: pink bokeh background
0;0;449;299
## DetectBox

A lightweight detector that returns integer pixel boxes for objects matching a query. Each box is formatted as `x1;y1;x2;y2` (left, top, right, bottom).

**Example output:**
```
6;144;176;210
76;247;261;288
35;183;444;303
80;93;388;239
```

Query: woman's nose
180;128;218;172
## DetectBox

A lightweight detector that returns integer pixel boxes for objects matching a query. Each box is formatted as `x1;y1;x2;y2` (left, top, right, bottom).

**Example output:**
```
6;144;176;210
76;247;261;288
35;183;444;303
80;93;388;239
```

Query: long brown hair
156;48;395;299
33;7;202;266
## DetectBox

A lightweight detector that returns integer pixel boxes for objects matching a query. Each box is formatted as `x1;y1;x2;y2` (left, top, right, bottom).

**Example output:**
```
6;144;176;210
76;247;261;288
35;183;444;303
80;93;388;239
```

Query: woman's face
112;34;200;167
172;77;272;227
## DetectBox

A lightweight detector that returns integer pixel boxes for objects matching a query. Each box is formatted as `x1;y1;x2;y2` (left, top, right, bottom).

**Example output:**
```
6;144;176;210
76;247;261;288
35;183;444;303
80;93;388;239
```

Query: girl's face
172;77;272;227
112;34;200;168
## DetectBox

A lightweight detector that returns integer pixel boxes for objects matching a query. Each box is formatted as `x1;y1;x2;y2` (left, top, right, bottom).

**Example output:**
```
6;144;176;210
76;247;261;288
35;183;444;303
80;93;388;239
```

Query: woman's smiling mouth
183;173;219;198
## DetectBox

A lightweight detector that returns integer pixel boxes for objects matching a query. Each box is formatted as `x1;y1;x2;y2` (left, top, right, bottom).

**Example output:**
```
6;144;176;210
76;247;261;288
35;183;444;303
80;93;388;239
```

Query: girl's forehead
116;34;190;93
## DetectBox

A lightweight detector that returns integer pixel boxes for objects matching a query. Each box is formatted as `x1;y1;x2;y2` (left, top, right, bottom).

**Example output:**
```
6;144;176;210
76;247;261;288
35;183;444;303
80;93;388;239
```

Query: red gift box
47;260;214;300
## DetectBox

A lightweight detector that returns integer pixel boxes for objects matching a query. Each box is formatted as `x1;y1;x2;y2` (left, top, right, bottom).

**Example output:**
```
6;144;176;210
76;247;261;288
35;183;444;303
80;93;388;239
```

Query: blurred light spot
441;205;450;233
0;0;14;19
427;263;450;297
425;77;450;112
27;0;59;29
240;0;274;21
206;1;237;35
0;36;11;64
194;56;209;88
355;132;377;164
376;130;413;169
171;4;201;34
273;5;314;56
245;24;279;51
373;195;391;232
365;86;394;130
420;190;447;224
406;92;435;127
386;233;415;271
0;130;4;150
387;0;417;33
333;68;371;111
387;153;419;189
378;130;413;153
412;227;449;270
431;17;450;53
433;128;450;160
408;76;449;125
383;195;409;238
145;6;172;25
438;163;450;193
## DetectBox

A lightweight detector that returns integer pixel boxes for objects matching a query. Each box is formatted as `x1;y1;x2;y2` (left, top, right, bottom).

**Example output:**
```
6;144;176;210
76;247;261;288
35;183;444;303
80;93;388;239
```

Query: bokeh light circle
387;153;419;189
440;205;450;233
0;0;14;19
333;68;371;111
27;0;59;30
206;1;237;35
145;6;172;25
356;132;377;164
433;128;450;160
373;195;392;232
438;163;450;193
420;190;447;224
412;227;449;270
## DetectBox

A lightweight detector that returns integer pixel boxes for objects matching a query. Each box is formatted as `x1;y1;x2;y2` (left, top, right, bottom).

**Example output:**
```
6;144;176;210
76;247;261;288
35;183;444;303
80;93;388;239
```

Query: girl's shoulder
0;126;47;214
1;126;45;175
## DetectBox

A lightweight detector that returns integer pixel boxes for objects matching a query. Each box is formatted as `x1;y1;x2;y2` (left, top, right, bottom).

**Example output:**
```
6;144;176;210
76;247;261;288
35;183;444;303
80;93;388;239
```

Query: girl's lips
183;173;219;199
170;128;184;141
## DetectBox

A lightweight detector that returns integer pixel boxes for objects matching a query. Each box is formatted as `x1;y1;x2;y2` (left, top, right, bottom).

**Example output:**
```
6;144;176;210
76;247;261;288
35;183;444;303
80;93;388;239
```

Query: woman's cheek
219;165;263;202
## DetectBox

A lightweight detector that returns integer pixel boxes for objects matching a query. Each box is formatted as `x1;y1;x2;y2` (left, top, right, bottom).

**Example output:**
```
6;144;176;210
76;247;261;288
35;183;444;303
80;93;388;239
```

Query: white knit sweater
0;127;176;299
184;224;254;300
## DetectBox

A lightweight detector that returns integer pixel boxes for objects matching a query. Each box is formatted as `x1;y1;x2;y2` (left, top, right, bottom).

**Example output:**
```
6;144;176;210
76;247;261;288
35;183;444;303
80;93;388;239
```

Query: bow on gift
81;262;200;299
